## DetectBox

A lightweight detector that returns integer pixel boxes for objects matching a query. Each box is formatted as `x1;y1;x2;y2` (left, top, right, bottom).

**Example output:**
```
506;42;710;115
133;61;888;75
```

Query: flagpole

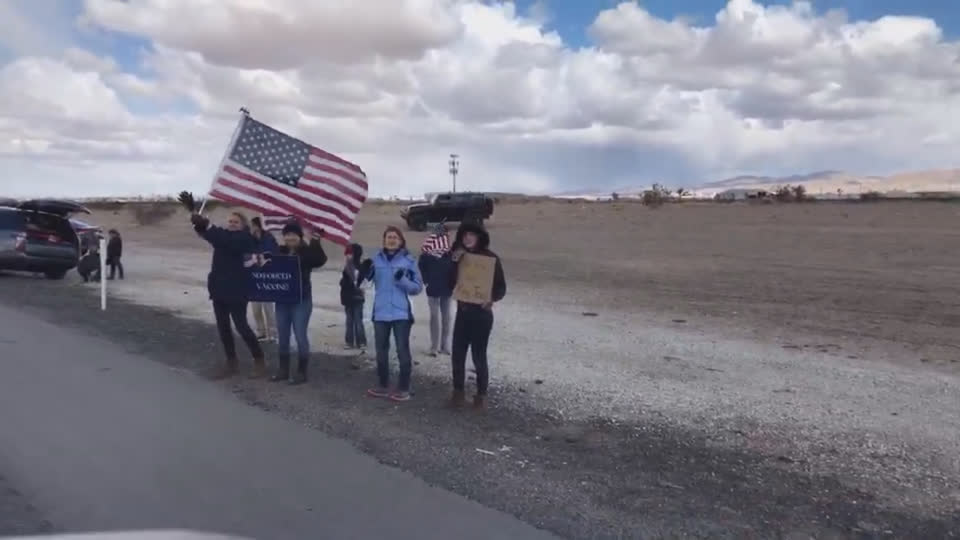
198;106;250;215
99;236;107;311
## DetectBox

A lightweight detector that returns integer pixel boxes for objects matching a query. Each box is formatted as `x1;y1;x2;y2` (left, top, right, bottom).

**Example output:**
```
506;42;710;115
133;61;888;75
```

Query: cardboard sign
453;253;496;305
245;254;302;304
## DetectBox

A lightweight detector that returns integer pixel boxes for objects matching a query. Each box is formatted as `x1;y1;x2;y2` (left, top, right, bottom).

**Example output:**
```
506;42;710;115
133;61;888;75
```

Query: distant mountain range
555;168;960;199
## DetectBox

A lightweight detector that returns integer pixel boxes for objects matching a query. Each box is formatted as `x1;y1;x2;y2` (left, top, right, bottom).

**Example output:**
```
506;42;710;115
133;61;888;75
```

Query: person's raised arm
303;236;327;269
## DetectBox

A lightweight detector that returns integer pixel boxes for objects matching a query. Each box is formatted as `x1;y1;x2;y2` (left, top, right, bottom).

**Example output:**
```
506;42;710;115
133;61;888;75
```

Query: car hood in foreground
4;531;252;540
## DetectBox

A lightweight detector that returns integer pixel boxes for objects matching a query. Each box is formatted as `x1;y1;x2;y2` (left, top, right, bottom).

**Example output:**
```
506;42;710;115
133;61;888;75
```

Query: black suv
400;192;494;231
0;199;91;279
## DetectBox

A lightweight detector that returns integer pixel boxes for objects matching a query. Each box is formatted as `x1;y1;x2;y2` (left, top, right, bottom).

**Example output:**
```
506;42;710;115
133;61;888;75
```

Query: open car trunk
17;199;91;216
22;211;81;259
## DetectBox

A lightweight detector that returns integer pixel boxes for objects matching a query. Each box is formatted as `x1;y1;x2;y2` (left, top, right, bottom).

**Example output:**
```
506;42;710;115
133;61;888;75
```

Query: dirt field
5;198;958;538
102;198;960;369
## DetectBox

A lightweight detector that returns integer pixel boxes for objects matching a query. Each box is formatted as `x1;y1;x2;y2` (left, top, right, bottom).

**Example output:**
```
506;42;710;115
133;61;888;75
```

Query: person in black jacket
448;222;506;409
340;243;366;350
191;211;265;379
418;224;455;356
270;221;327;384
106;229;124;280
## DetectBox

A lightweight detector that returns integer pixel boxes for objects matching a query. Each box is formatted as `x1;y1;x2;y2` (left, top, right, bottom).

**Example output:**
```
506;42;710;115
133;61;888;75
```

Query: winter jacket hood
452;222;490;252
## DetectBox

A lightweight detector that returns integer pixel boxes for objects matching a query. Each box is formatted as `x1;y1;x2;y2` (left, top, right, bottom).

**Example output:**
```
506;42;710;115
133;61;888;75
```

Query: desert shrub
774;185;794;202
131;202;178;226
611;192;620;201
860;191;883;201
792;184;807;201
642;183;670;207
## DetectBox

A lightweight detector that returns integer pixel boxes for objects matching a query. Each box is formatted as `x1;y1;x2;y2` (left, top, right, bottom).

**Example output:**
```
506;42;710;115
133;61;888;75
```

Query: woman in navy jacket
190;211;265;379
417;224;455;356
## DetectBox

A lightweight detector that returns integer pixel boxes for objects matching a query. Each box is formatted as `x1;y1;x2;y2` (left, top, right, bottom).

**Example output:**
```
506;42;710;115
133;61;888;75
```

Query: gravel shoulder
2;273;958;539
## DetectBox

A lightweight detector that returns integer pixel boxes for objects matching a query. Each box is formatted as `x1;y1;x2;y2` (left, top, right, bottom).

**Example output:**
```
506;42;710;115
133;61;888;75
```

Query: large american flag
209;114;367;246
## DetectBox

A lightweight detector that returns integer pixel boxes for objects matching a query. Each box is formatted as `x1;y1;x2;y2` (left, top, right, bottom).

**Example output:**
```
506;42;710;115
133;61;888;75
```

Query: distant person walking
360;226;423;402
191;211;266;380
340;243;367;351
448;223;506;409
249;217;279;342
106;229;124;280
271;221;327;385
418;223;454;357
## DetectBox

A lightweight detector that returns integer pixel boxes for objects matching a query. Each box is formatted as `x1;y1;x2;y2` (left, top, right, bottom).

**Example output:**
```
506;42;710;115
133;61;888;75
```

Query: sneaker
366;387;390;399
344;344;355;350
428;351;438;358
388;391;411;402
256;335;269;342
439;349;451;356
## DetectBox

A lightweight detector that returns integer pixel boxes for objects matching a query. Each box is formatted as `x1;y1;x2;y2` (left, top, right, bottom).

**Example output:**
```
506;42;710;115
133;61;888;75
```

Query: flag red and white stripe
208;114;367;246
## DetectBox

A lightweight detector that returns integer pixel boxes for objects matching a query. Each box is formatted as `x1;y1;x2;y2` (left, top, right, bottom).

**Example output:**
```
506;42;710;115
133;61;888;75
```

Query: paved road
0;304;555;540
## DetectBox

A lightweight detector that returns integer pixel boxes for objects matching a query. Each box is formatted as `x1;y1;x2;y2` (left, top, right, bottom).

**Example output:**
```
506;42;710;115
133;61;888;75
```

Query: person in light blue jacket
358;225;423;402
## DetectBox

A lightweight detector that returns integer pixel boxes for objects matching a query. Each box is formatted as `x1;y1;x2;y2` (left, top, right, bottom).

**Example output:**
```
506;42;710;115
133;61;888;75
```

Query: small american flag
209;114;367;246
421;231;450;256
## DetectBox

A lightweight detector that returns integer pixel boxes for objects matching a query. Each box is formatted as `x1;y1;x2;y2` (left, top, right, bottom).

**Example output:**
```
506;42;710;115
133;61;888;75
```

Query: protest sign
453;253;496;305
245;254;302;304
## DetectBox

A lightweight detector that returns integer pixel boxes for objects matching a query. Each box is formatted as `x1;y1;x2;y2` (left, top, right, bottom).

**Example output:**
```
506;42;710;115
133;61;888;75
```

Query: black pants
212;300;263;364
451;305;494;395
108;260;124;279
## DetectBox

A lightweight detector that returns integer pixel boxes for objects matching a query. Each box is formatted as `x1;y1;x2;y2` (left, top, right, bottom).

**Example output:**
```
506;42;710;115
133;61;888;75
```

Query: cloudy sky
1;0;958;199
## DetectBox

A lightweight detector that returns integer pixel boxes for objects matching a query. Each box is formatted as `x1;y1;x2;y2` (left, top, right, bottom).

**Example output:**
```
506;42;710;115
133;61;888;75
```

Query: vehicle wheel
407;217;427;232
44;269;68;280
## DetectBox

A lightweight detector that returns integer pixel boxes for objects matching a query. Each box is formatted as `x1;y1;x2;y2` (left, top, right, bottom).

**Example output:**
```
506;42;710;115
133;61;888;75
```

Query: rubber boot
211;359;239;380
249;355;267;379
289;357;308;385
472;394;487;410
448;389;466;408
270;354;290;382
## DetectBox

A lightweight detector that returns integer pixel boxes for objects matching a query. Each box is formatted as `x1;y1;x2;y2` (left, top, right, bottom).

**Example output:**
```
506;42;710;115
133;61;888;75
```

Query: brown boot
210;361;239;380
473;394;487;410
448;389;466;408
249;356;267;379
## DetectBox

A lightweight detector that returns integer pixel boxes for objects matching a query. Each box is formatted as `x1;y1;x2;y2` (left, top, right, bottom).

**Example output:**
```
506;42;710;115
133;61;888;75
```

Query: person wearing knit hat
340;242;367;350
418;222;454;356
270;219;328;385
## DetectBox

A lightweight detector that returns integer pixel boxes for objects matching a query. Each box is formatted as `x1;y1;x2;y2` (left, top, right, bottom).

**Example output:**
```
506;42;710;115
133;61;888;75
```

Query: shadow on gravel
3;278;958;539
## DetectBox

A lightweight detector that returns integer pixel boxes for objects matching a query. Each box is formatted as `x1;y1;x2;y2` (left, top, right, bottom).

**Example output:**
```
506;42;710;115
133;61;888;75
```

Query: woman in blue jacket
190;211;265;379
359;226;423;402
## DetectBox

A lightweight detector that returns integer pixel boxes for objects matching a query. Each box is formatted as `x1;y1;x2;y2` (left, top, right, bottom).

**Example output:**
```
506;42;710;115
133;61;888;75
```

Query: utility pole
448;154;459;193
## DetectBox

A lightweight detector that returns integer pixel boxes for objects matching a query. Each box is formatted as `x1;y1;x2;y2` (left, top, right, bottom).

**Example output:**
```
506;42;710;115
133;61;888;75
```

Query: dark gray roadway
0;305;555;539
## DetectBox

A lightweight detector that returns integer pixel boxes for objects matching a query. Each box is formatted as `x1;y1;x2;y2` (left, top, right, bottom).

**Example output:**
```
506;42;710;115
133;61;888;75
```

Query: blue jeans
276;299;313;364
344;301;366;348
373;320;412;392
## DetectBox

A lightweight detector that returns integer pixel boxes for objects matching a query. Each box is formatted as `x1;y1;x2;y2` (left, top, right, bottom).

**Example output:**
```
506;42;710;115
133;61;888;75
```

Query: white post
199;107;250;215
99;237;107;311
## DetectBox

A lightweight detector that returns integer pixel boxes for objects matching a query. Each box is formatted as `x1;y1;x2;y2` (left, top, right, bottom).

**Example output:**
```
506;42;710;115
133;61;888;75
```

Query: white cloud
2;0;960;200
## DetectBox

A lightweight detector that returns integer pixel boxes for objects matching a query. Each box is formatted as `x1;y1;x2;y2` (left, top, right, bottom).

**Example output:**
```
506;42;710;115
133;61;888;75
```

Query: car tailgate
22;229;78;260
